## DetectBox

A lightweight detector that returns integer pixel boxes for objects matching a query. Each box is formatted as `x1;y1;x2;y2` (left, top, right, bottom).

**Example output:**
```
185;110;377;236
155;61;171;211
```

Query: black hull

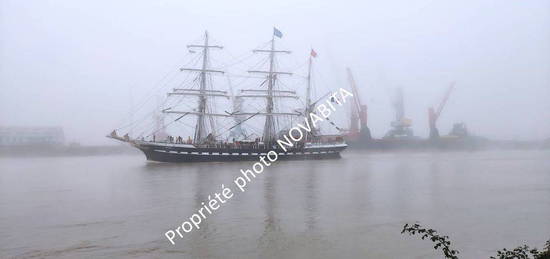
141;149;341;162
133;142;346;163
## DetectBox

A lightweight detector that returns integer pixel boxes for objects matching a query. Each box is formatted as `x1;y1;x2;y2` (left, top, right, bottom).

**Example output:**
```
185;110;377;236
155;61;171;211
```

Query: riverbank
0;144;140;158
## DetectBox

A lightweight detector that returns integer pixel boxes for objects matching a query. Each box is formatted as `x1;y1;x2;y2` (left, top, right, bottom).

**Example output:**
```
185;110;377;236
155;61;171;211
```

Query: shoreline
0;145;140;158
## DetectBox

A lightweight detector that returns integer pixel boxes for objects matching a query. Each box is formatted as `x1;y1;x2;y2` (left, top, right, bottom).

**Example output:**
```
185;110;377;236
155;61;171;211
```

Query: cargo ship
343;69;484;150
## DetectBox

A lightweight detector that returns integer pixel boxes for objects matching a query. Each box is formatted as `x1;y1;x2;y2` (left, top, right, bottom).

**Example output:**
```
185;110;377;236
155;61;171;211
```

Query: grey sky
1;0;549;144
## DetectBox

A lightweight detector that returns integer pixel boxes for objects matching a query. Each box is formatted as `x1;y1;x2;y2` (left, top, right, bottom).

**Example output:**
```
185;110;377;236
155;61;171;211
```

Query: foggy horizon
1;0;549;145
2;2;550;259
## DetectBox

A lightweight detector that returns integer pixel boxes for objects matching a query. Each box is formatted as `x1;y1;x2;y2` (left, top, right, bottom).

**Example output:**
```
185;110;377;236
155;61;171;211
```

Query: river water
1;150;549;258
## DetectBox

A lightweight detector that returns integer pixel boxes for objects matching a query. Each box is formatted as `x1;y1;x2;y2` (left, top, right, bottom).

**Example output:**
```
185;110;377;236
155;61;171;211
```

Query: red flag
310;49;317;58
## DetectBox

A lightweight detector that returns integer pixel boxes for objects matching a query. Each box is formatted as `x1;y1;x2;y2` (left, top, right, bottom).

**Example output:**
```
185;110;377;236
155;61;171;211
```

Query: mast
195;31;210;143
264;35;276;144
305;54;315;141
166;31;225;144
306;55;312;114
246;29;293;144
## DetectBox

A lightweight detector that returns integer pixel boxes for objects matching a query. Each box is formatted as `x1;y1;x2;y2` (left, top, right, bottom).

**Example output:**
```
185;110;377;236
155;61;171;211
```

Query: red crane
346;68;371;140
428;82;455;139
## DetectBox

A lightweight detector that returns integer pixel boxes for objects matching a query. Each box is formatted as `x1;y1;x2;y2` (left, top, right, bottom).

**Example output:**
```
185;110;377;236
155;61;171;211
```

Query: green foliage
490;240;550;259
401;223;459;259
401;223;549;259
490;245;540;259
540;240;550;259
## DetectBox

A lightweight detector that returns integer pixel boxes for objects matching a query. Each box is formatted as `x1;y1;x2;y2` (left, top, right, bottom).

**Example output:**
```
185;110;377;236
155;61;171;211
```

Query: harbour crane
346;68;371;140
384;88;414;138
428;82;455;139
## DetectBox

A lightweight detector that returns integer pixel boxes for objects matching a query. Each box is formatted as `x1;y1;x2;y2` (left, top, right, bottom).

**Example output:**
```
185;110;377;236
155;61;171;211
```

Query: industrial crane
346;68;371;140
384;88;414;138
428;82;455;139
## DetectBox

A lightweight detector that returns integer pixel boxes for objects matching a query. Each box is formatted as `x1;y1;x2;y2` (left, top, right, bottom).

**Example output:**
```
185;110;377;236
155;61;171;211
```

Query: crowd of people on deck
110;129;344;149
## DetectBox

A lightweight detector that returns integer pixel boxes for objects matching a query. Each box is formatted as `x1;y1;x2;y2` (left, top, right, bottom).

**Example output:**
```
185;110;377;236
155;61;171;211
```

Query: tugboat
108;29;347;162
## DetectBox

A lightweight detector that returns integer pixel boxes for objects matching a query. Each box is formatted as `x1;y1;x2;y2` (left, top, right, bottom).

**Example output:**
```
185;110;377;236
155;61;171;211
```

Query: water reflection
258;161;281;255
392;161;412;215
304;162;319;231
2;152;543;258
350;158;371;219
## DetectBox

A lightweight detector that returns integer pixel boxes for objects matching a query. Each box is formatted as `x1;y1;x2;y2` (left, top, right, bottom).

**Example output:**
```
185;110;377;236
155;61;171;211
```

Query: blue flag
273;27;283;38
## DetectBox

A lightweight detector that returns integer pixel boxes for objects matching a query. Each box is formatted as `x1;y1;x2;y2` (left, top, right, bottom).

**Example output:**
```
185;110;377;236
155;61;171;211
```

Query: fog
1;0;549;145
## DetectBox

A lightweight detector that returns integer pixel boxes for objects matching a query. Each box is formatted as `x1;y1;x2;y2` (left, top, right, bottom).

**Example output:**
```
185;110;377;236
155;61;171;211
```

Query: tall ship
108;29;347;162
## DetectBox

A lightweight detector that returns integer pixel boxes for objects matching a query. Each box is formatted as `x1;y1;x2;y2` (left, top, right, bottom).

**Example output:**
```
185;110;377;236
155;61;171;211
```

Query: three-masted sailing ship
108;29;347;162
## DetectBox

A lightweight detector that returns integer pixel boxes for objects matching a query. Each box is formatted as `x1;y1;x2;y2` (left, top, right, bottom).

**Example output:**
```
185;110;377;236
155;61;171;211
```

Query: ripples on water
1;150;549;258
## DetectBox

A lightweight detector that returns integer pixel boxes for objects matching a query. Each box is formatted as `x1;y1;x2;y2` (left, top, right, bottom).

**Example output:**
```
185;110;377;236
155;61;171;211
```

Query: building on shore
0;127;65;146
